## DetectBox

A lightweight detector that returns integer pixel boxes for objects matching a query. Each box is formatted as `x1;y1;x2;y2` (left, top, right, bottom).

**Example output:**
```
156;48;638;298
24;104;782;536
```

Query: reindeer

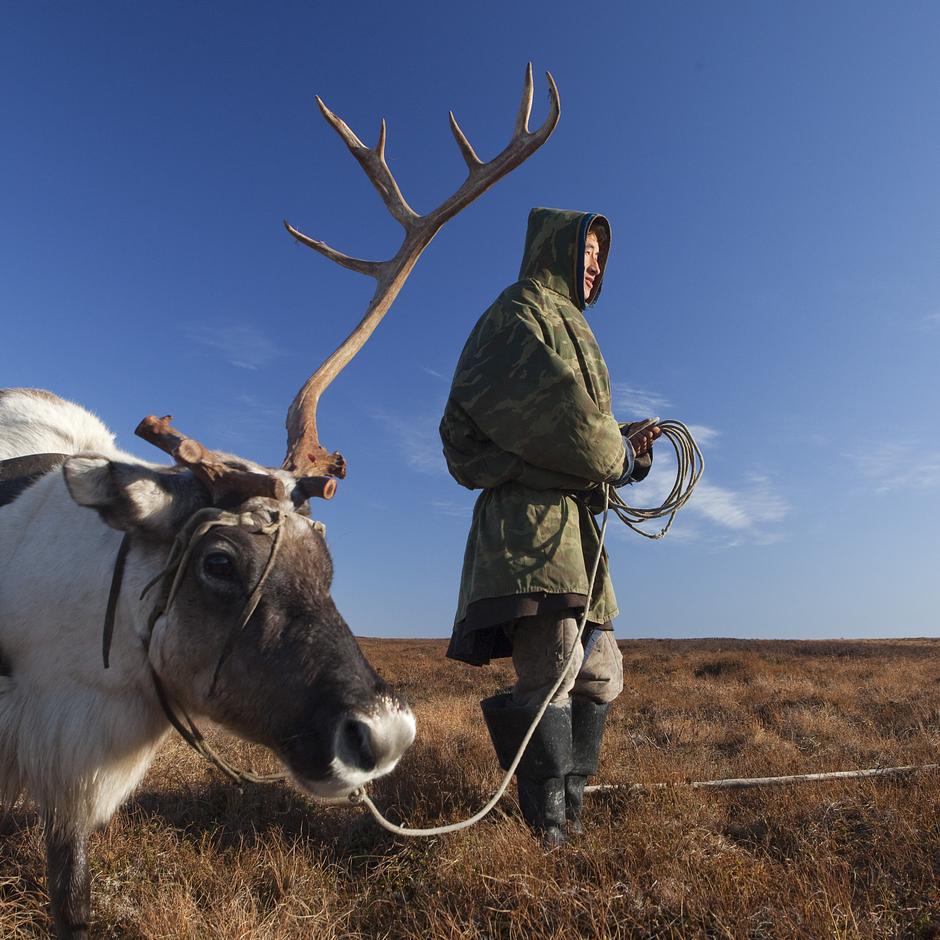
0;66;559;938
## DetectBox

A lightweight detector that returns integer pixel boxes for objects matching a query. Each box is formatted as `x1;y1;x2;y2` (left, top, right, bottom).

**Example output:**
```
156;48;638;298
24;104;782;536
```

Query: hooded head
518;207;612;311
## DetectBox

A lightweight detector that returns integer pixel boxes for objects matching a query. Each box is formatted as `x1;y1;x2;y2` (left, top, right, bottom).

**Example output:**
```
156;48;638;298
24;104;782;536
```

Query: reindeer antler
133;66;557;505
282;63;560;480
135;415;336;504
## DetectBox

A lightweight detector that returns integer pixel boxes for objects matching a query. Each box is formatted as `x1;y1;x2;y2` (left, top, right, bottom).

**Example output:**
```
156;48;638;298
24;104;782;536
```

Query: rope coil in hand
610;419;704;540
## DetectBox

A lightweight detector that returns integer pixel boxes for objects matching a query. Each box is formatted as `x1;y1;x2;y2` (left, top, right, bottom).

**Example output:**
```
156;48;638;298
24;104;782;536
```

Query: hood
517;207;611;310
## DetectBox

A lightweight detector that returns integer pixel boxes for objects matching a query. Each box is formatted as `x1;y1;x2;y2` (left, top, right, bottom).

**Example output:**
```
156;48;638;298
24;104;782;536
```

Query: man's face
583;230;601;301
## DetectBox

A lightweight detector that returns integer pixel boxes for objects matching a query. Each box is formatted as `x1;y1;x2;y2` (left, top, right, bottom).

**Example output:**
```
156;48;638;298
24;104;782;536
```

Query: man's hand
623;420;662;456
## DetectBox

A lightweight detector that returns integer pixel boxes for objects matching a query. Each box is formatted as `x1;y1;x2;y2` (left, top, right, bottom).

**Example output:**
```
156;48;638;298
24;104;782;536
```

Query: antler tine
514;61;535;136
376;118;387;162
136;415;289;501
316;96;417;227
136;415;208;464
423;64;560;227
314;95;365;150
448;65;558;186
283;221;382;278
282;66;560;481
537;70;561;139
449;111;483;170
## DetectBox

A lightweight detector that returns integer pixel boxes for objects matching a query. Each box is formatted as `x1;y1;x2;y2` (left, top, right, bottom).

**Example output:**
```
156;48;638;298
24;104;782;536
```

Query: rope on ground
585;763;940;794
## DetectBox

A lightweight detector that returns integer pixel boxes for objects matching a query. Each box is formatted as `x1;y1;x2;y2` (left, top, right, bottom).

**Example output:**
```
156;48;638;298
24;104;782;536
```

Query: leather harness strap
103;534;132;669
0;453;68;508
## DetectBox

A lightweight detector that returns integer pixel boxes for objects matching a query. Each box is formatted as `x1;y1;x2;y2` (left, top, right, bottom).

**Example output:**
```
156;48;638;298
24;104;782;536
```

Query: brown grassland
1;637;939;938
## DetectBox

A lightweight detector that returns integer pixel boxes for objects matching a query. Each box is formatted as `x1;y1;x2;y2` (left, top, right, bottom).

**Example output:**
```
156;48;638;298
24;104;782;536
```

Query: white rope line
586;764;940;793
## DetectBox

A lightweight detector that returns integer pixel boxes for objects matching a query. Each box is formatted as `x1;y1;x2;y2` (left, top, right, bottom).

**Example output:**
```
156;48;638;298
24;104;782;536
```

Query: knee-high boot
480;693;572;846
566;695;610;834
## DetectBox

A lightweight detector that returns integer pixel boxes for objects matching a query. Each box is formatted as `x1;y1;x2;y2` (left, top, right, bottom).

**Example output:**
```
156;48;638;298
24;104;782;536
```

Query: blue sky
3;2;938;639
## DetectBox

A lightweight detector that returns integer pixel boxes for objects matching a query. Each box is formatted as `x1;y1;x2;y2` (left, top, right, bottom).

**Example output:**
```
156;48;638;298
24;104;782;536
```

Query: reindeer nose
332;702;416;782
338;717;377;772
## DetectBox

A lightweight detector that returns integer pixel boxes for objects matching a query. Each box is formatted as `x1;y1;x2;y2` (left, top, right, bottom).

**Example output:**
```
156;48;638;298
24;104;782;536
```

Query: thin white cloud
689;476;789;531
184;324;283;370
430;498;472;518
920;312;940;329
612;384;672;419
850;442;940;493
370;410;444;474
618;457;788;546
685;424;720;447
205;394;282;450
611;388;716;451
422;367;448;382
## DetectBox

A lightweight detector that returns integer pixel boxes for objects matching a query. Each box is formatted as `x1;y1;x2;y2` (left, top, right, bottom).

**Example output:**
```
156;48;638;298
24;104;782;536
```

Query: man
439;207;659;845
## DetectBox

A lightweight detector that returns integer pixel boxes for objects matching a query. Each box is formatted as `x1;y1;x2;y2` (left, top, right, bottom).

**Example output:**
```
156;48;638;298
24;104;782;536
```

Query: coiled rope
609;419;703;540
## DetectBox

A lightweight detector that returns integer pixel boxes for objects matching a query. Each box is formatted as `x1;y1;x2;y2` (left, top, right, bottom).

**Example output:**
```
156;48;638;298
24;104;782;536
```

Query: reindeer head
62;446;413;798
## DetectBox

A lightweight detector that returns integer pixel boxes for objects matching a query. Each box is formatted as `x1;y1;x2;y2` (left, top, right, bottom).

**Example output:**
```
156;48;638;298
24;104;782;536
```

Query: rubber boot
480;693;572;847
565;695;610;835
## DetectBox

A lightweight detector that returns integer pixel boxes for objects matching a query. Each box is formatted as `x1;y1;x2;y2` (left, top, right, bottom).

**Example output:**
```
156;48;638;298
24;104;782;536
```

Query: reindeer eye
203;552;237;580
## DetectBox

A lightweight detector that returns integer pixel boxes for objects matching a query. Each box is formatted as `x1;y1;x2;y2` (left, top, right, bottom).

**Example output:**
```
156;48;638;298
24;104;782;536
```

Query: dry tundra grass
2;637;939;938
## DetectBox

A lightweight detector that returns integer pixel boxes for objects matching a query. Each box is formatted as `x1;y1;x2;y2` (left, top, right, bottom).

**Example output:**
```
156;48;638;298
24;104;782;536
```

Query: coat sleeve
450;304;627;484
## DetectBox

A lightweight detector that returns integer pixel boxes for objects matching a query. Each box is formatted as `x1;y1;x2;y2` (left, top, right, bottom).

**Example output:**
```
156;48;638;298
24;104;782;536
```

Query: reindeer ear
63;456;208;537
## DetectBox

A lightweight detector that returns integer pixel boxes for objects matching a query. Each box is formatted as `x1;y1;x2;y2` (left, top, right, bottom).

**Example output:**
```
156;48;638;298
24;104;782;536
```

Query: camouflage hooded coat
440;208;646;665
